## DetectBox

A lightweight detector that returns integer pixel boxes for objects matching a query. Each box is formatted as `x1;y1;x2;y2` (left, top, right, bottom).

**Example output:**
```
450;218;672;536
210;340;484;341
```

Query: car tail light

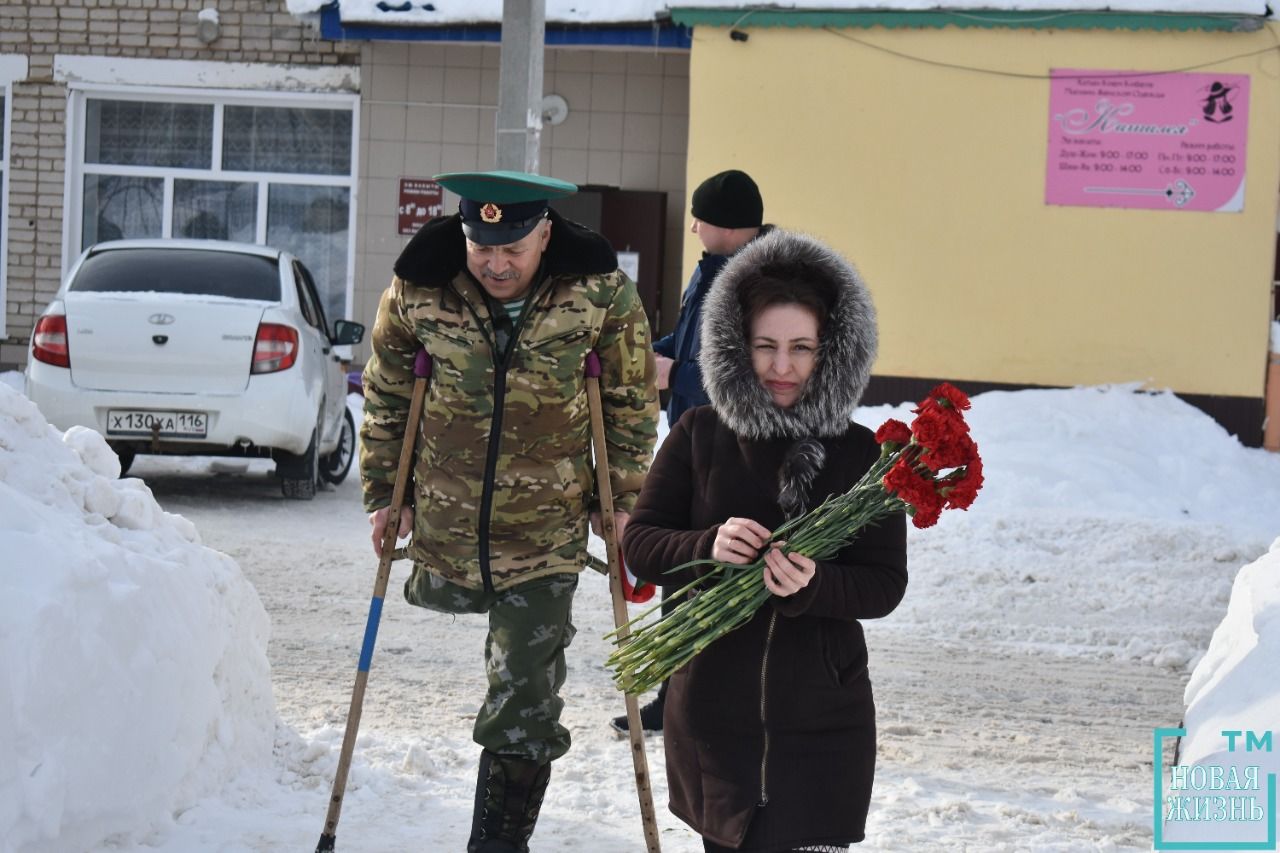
32;314;70;367
251;323;299;374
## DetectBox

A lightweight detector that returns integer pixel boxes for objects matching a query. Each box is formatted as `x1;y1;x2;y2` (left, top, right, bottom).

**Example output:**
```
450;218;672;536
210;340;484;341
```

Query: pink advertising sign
1046;69;1249;213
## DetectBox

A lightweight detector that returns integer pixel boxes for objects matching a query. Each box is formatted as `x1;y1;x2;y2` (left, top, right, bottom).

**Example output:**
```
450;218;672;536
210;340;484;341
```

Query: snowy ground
5;371;1280;852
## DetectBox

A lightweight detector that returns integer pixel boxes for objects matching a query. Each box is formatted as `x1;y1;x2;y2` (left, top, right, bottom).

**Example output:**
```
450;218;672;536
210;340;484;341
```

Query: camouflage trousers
404;567;579;764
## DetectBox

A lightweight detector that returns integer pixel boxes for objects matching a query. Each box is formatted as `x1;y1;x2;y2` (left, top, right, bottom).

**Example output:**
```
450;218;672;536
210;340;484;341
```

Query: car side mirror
332;319;365;346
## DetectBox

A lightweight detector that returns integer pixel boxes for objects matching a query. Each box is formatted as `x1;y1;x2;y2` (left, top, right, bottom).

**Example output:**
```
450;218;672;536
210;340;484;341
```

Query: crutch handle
414;349;433;379
585;349;602;378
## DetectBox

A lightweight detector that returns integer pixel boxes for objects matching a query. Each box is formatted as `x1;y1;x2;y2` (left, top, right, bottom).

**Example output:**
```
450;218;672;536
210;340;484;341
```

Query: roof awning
309;0;691;46
294;1;1271;42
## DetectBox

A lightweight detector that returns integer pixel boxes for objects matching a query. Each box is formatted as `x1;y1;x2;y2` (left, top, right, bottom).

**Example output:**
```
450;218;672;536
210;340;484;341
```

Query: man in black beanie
610;168;772;736
656;169;768;426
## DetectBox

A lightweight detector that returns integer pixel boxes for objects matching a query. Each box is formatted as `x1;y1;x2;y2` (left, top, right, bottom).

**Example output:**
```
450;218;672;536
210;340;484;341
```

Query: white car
25;239;364;500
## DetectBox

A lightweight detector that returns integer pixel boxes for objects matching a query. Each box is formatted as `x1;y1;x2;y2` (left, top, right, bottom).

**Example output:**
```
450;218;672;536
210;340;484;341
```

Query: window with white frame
69;89;357;327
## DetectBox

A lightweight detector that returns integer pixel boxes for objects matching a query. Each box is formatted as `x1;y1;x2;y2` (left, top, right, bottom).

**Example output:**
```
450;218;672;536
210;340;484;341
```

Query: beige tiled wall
353;42;690;364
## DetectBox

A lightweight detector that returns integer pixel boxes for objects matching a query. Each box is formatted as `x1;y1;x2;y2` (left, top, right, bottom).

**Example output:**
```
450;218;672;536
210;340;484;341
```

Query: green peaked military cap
435;170;578;245
434;170;578;204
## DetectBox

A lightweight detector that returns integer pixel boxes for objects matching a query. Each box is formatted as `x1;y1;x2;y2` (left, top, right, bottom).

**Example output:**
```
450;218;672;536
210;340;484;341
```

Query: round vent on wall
541;94;569;126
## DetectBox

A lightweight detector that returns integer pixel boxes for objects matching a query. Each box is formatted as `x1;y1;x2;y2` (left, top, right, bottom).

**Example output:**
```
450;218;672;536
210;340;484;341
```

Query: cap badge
480;202;503;223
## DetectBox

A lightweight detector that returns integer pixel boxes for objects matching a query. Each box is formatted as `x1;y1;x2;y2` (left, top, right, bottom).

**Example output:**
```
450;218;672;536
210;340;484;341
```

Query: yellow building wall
684;23;1280;399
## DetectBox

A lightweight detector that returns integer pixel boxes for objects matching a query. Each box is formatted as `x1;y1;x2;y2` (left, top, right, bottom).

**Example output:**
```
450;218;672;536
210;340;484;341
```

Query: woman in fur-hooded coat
622;230;908;852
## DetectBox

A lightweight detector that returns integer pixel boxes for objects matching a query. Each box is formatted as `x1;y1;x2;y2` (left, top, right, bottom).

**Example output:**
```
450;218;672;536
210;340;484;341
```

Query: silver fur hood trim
700;230;878;440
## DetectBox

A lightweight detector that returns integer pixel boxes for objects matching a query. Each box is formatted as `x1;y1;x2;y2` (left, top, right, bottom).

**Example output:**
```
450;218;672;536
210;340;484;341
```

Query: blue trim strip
319;7;690;48
357;596;384;672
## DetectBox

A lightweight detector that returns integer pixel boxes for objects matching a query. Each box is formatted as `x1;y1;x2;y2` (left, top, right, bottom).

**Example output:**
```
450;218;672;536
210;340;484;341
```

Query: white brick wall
0;0;358;368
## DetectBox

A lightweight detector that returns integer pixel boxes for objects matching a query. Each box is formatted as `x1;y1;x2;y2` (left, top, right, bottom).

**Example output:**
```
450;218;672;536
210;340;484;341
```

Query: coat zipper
758;609;778;806
476;366;507;594
453;275;546;594
451;285;502;593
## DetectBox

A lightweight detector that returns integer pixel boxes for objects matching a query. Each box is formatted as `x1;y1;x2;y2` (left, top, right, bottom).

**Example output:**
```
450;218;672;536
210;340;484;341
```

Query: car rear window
70;248;282;301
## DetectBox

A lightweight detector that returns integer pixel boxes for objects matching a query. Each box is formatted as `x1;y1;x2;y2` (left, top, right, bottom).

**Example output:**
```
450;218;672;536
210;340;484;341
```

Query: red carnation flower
942;457;984;510
909;500;943;529
923;431;978;473
875;418;912;447
911;409;973;471
920;382;971;412
883;458;945;527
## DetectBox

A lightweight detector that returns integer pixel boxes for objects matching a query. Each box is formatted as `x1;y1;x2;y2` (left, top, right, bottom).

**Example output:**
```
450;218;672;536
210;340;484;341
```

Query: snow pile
284;0;330;17
0;384;276;852
1165;540;1280;844
1182;539;1280;749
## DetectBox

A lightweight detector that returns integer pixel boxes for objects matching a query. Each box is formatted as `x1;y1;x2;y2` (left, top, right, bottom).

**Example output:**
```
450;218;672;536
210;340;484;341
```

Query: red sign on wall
398;179;444;235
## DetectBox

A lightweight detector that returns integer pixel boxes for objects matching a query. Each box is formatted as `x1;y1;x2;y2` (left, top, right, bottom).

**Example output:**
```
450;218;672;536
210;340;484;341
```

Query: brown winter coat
624;410;907;850
622;230;908;851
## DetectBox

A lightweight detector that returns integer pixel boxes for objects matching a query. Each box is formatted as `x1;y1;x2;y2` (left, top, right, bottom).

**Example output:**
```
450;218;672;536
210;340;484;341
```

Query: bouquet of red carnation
607;383;984;695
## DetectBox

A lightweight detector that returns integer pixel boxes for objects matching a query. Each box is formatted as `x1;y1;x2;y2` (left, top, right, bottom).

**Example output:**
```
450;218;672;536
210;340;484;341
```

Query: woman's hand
761;543;816;597
711;517;772;564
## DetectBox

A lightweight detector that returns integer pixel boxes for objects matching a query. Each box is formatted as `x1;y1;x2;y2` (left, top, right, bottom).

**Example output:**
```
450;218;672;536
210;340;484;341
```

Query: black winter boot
610;679;666;735
467;750;552;853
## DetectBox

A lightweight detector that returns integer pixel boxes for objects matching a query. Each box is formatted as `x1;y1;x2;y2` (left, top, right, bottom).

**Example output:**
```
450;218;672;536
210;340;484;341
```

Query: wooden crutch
316;349;431;852
584;349;663;853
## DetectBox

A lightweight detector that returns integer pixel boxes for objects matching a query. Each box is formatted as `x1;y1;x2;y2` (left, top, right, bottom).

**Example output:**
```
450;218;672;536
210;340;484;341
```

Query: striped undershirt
501;298;525;324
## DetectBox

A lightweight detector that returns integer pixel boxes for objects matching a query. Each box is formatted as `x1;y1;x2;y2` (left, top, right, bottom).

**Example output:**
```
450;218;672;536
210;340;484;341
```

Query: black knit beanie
691;169;763;229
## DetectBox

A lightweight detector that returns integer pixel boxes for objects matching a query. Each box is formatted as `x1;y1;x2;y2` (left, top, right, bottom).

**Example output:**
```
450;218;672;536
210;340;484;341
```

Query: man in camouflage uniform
360;170;658;852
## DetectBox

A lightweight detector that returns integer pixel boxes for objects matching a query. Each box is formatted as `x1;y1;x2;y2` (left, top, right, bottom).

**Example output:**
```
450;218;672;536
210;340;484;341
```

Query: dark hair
737;268;835;343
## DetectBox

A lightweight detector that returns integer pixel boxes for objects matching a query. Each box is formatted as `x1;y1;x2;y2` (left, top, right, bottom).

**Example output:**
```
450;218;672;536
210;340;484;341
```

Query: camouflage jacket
360;210;658;592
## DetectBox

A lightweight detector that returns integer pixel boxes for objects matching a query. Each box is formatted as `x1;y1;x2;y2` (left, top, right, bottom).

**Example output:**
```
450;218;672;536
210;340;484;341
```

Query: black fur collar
392;208;618;287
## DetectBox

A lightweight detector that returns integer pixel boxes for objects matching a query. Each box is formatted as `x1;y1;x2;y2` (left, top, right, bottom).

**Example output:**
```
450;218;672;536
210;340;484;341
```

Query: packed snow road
135;449;1206;852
